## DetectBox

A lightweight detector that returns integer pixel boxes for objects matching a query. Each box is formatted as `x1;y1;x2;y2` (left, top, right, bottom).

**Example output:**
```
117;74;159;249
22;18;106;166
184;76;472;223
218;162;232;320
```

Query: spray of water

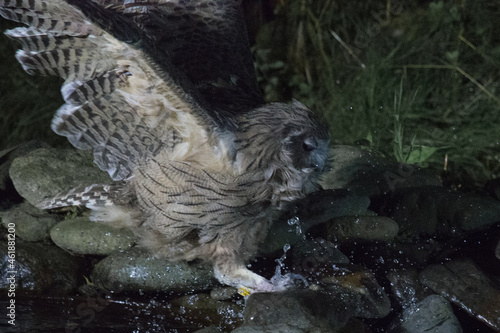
287;216;303;236
270;243;308;290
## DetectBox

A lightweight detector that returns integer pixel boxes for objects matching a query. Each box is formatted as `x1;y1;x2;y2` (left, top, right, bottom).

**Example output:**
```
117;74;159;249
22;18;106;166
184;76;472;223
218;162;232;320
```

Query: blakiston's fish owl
0;0;329;293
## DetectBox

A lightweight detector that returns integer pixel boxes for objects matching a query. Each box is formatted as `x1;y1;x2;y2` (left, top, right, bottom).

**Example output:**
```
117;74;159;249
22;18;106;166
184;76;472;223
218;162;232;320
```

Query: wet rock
388;295;462;333
1;142;53;210
0;201;60;242
195;327;222;333
391;241;443;266
327;215;399;242
338;318;369;333
0;141;51;191
338;241;432;274
210;286;239;301
288;238;349;282
50;216;135;255
239;290;338;332
317;268;391;319
172;293;244;330
0;241;81;294
319;145;441;196
261;189;370;254
232;323;308;332
91;247;217;293
239;276;390;332
376;186;500;239
9;147;111;207
287;189;372;227
387;269;433;308
420;258;500;331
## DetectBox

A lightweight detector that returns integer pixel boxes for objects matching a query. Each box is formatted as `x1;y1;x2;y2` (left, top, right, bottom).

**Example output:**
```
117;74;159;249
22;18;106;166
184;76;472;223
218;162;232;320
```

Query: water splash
274;243;291;277
287;216;303;236
270;243;308;289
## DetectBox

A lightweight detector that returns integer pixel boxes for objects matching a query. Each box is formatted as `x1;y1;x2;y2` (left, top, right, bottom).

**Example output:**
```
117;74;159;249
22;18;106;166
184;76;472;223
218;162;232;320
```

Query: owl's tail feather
39;183;140;229
38;184;119;210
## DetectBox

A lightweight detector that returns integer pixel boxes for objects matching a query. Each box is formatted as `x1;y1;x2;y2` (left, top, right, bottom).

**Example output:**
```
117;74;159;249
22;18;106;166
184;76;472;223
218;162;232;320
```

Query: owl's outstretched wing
0;0;242;181
112;0;265;114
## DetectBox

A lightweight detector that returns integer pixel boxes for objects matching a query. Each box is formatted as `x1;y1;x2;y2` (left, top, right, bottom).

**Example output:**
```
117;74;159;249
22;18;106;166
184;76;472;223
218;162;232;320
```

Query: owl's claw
237;286;252;296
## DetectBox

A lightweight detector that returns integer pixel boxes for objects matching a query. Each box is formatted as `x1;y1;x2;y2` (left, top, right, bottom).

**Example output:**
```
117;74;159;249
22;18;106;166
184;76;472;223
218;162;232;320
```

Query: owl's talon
238;286;252;296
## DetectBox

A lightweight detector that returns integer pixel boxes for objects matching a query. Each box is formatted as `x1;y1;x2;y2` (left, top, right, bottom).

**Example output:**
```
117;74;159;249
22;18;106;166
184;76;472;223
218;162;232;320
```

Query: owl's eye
302;139;316;152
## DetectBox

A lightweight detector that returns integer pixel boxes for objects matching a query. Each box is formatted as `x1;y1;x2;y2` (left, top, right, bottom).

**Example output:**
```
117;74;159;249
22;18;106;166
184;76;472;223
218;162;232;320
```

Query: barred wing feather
0;0;215;181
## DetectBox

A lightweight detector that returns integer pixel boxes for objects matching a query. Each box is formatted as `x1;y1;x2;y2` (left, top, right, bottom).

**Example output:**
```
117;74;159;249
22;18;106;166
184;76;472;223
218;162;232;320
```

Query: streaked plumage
0;0;329;292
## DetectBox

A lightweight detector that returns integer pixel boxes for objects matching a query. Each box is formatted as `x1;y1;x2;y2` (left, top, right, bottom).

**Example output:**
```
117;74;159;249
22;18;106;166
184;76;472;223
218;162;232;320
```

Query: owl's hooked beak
308;139;330;172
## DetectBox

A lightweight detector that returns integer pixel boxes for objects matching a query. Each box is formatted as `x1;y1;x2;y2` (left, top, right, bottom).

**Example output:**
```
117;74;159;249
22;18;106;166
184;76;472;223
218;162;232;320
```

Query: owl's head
276;100;330;172
235;100;330;193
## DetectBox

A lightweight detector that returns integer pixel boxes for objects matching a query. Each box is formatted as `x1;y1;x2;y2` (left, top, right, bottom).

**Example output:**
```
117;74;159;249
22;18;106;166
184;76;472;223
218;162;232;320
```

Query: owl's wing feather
0;0;220;181
100;0;265;114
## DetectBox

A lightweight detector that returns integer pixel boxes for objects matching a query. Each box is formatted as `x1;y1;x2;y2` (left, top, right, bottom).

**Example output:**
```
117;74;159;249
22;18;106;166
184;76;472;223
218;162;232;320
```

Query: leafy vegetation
254;0;500;186
0;19;67;150
1;1;499;185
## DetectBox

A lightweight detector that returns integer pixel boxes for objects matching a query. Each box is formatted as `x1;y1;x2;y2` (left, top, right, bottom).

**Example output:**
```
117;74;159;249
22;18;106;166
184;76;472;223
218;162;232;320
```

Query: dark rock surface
288;238;350;279
388;294;462;333
320;145;442;196
0;241;81;294
387;268;433;308
0;141;51;193
260;189;371;254
375;186;500;239
238;281;390;332
172;293;244;330
0;202;60;242
91;247;217;293
420;259;500;331
327;215;399;242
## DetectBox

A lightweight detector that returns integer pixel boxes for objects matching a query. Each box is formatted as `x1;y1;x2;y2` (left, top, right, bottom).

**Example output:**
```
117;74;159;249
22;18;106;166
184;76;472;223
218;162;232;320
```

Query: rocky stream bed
1;142;500;332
